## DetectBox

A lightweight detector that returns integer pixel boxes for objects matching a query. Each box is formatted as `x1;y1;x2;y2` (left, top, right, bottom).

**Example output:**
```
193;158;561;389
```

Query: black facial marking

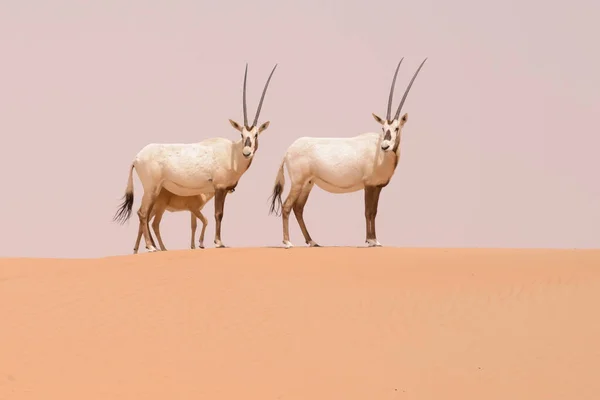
244;136;252;147
384;129;392;141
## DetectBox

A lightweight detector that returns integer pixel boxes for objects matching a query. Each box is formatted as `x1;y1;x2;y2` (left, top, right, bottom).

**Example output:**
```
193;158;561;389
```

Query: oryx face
230;63;277;159
371;113;408;152
228;120;270;159
372;57;427;153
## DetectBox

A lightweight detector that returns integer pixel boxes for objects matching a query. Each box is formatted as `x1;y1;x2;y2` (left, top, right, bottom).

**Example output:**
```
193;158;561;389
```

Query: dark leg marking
364;186;383;242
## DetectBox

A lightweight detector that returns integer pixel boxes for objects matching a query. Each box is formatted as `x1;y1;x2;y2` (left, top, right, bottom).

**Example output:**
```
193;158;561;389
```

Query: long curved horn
243;63;249;129
394;58;428;120
386;58;403;121
252;64;278;128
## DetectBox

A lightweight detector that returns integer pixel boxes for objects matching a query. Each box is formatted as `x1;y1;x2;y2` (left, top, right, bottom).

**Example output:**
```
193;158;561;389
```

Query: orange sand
1;248;599;399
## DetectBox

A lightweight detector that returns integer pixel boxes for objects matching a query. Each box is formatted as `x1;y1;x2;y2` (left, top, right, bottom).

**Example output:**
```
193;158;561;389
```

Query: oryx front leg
191;209;208;249
364;186;383;247
293;182;319;247
282;184;303;248
151;208;168;251
137;189;160;252
213;189;229;248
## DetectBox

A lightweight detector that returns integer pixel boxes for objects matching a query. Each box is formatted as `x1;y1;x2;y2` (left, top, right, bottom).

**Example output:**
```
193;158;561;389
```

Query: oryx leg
364;185;383;247
282;183;304;249
135;209;158;253
133;220;144;254
151;207;168;251
213;188;229;248
137;188;161;252
147;203;159;249
190;213;197;249
191;208;208;249
293;182;319;247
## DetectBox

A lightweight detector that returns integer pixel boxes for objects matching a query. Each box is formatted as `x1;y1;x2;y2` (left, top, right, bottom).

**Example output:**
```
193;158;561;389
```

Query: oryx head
372;58;427;152
229;63;277;159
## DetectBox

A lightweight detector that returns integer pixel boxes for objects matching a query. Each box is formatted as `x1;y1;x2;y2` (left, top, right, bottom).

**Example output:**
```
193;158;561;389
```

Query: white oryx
268;58;427;248
114;63;278;252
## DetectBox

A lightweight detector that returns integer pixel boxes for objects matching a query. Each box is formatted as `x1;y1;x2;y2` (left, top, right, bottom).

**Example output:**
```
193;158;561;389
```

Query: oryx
131;188;212;254
114;63;278;252
268;58;427;248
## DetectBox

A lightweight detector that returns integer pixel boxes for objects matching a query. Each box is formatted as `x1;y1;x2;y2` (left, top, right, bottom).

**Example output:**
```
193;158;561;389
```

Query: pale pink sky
0;0;598;258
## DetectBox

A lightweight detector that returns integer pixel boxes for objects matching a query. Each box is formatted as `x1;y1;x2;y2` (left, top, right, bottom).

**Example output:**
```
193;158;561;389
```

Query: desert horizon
1;245;597;260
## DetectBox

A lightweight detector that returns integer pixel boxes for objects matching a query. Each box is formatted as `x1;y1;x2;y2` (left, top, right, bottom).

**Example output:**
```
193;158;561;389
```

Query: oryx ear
229;119;243;132
400;113;408;126
258;121;270;133
372;113;385;125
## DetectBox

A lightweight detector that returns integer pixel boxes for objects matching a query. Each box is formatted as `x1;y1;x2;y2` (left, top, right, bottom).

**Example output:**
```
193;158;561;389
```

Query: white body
134;138;252;197
283;132;400;194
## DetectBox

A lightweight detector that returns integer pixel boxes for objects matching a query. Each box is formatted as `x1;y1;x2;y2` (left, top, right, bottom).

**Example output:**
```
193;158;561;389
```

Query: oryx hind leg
133;220;143;254
293;181;319;247
281;183;305;249
135;210;157;253
190;208;208;249
151;207;168;251
137;187;161;252
147;202;159;249
190;212;197;249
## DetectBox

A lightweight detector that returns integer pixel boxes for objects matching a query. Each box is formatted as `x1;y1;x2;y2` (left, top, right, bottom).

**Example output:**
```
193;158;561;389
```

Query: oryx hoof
283;240;294;249
366;239;382;247
214;240;226;248
146;246;158;253
307;240;320;247
198;242;205;249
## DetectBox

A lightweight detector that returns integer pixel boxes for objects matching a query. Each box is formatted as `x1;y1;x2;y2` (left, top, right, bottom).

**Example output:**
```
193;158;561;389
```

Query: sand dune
1;248;599;399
